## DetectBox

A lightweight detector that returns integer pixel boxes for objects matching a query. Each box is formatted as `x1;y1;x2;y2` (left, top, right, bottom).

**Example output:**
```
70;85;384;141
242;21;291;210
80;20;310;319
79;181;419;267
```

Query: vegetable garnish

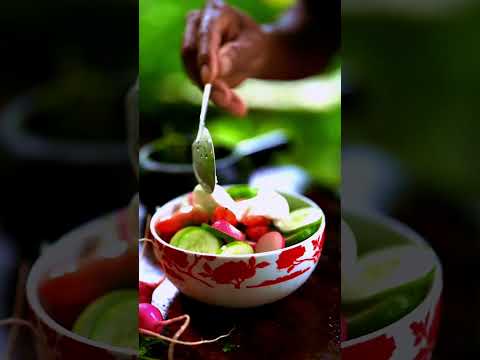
274;207;323;233
255;232;285;253
220;241;255;255
170;227;223;254
155;184;322;255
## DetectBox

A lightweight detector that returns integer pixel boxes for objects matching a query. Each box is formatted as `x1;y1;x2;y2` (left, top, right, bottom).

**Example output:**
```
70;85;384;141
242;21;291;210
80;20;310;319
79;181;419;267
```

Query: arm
258;0;340;80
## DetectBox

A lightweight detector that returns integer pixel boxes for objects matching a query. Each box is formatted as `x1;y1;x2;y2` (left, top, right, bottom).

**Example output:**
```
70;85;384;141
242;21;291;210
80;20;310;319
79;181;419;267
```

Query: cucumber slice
201;223;238;243
170;226;222;254
227;185;258;200
90;293;138;349
347;292;427;339
284;221;321;247
342;245;436;305
220;241;254;255
274;207;323;233
73;290;136;339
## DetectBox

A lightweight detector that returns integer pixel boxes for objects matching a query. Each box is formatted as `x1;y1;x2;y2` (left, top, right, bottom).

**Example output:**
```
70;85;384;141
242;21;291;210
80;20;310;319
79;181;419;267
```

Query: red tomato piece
212;207;238;226
246;225;270;241
155;206;208;237
242;215;271;227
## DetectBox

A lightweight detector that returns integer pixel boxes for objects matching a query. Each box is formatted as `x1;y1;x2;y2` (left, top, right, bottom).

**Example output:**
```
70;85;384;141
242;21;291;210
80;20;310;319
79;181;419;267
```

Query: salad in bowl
150;183;326;307
154;184;324;255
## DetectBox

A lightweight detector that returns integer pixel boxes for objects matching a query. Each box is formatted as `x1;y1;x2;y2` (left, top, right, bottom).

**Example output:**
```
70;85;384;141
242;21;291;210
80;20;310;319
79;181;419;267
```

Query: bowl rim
26;210;137;356
150;188;326;259
341;207;443;346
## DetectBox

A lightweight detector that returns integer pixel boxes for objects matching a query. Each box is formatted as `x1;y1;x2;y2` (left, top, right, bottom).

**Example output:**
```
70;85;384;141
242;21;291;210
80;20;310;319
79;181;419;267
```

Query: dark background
0;0;138;350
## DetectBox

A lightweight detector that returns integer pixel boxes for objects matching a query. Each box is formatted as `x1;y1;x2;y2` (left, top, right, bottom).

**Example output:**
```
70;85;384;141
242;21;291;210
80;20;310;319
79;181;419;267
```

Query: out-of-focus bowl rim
26;211;137;357
341;207;443;346
150;189;326;259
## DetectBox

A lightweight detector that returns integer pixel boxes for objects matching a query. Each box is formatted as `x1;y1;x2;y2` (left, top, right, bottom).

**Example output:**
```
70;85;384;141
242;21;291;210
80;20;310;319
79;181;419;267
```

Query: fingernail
201;65;211;84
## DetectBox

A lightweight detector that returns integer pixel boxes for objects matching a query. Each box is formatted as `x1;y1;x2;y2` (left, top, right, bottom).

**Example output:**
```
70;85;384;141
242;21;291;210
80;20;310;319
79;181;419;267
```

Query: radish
138;302;233;360
139;278;165;304
139;303;166;333
255;231;285;253
211;220;245;242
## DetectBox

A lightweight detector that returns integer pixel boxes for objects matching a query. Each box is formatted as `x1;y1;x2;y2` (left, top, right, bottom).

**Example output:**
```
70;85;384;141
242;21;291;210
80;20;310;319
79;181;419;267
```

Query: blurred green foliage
343;5;480;197
209;108;341;188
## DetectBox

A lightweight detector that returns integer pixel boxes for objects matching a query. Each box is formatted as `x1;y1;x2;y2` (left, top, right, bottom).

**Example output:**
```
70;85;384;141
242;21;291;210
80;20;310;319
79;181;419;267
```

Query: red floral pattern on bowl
150;190;326;308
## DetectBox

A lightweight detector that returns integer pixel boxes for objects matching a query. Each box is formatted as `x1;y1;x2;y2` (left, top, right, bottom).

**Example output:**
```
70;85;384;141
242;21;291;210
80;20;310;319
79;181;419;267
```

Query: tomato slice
155;206;208;237
212;206;238;226
242;215;271;227
246;225;270;241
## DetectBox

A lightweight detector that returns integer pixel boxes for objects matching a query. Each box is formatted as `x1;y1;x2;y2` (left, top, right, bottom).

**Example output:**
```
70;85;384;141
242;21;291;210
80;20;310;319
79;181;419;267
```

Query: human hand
181;0;269;116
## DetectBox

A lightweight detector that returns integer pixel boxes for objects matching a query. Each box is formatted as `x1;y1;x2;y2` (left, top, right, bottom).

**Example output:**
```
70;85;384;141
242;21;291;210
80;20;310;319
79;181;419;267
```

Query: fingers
181;3;248;116
181;10;202;85
197;1;239;83
211;80;247;117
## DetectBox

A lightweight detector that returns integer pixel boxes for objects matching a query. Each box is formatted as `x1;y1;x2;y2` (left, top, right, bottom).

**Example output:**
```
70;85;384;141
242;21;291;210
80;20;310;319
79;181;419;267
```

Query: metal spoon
192;83;217;193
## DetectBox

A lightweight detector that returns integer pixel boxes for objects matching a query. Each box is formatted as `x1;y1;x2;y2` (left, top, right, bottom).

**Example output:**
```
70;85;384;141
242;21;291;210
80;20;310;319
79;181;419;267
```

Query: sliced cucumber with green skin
284;221;321;247
73;290;136;339
342;245;436;305
90;294;138;349
347;292;426;339
275;207;323;233
201;223;238;243
343;268;435;314
220;241;254;255
226;185;258;200
170;226;222;254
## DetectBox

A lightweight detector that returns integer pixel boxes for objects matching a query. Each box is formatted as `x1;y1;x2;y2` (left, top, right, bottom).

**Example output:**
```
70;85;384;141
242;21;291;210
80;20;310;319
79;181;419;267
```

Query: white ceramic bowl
150;190;326;308
341;209;443;360
26;210;136;360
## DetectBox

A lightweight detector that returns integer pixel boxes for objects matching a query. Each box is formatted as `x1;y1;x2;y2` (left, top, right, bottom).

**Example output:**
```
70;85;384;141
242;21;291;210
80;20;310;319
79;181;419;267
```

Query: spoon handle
198;83;212;131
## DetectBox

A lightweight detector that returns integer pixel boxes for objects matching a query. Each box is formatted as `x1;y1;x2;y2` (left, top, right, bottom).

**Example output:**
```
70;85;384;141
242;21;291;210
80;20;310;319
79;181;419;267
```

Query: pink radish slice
255;231;285;253
139;303;165;333
212;220;245;241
